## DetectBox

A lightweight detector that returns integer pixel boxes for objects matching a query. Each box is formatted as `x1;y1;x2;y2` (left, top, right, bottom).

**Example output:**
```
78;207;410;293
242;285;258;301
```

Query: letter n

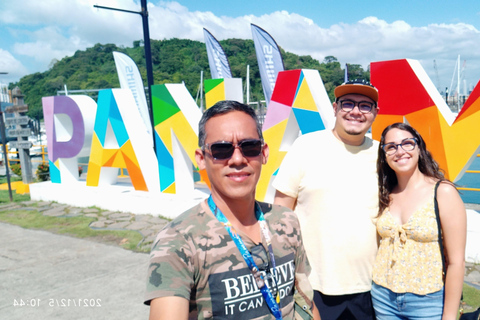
152;84;202;194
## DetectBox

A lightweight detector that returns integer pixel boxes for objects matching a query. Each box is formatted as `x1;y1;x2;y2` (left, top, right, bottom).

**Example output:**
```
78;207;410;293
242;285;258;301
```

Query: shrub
36;163;50;181
10;163;21;176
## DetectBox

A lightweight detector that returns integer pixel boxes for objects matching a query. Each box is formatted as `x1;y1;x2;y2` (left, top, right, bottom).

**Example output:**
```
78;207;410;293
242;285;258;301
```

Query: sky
1;0;479;96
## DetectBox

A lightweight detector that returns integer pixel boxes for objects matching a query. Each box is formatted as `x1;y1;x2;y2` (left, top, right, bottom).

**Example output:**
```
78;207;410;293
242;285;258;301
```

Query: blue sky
182;0;479;29
1;0;479;95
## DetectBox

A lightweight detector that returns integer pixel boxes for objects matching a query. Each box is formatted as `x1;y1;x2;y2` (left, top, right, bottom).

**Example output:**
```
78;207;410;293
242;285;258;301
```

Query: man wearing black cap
273;80;379;320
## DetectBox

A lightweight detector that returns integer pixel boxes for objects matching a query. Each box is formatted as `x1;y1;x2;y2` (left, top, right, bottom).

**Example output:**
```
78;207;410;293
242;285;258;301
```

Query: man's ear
262;143;269;165
332;101;338;115
195;149;206;170
374;106;380;117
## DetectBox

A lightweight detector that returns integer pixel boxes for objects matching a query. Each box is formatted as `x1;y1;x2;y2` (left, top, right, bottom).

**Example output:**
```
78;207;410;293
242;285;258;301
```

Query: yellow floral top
372;192;444;294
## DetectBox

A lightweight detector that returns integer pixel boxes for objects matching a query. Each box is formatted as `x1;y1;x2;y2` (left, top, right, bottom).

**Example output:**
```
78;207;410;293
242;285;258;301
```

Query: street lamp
94;0;156;153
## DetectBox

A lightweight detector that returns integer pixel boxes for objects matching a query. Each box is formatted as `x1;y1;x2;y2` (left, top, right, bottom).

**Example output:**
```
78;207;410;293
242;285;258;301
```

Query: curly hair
377;123;445;216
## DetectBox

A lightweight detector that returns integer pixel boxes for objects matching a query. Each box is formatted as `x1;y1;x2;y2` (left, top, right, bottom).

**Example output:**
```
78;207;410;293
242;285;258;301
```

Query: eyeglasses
251;244;279;297
338;99;376;114
382;138;418;155
202;139;263;160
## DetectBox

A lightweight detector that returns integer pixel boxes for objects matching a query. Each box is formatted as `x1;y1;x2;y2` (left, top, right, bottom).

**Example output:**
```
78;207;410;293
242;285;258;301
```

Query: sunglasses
251;244;279;297
338;99;376;114
202;139;263;160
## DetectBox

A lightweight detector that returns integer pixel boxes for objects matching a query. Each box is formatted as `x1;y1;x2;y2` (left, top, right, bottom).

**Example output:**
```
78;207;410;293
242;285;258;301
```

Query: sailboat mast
457;55;460;111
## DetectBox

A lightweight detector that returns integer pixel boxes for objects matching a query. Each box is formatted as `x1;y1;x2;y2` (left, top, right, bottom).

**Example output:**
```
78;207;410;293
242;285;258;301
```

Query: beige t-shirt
273;130;379;295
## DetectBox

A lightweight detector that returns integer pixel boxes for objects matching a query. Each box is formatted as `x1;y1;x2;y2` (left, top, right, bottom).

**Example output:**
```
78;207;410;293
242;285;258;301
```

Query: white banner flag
203;28;232;79
113;51;152;143
251;24;285;105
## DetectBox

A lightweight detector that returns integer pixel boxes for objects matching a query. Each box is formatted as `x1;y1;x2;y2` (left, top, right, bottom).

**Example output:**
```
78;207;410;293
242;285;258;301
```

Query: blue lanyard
207;196;282;320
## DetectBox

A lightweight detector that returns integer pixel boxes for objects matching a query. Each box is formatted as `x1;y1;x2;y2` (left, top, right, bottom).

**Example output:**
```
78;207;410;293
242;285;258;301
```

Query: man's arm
312;303;321;320
149;296;189;320
274;190;297;210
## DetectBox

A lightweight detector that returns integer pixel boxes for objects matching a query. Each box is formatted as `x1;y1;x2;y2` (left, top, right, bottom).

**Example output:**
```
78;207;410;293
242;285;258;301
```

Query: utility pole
94;0;156;154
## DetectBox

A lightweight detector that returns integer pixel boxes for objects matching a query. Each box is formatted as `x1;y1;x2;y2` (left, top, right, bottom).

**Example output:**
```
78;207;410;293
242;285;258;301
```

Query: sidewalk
0;200;479;319
0;200;170;320
0;223;150;320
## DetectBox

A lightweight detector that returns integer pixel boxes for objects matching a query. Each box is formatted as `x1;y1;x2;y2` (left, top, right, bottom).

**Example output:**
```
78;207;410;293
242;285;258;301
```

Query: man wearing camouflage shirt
145;100;319;320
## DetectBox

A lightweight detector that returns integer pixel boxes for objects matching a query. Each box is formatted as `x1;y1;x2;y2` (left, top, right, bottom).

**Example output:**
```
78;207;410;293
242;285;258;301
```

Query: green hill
10;38;369;120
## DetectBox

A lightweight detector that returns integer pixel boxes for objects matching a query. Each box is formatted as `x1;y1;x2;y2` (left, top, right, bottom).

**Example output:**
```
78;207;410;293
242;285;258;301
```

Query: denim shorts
371;282;444;320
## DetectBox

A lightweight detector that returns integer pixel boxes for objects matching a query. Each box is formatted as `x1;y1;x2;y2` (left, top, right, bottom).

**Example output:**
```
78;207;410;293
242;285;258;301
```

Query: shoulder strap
433;180;446;278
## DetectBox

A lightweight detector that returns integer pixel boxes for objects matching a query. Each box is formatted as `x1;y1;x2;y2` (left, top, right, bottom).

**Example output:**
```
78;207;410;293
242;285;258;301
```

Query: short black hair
198;100;263;147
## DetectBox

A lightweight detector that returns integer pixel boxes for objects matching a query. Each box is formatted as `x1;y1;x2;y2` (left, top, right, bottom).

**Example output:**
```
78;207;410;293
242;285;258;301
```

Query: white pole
200;70;204;112
457;55;460;111
246;65;250;105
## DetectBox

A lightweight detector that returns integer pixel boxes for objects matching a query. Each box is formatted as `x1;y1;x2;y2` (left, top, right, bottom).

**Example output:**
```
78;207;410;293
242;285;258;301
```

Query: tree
12;39;369;119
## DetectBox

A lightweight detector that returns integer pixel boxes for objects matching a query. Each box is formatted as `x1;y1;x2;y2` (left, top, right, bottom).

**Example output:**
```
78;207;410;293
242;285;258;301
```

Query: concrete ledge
466;209;480;264
26;180;480;263
29;180;210;220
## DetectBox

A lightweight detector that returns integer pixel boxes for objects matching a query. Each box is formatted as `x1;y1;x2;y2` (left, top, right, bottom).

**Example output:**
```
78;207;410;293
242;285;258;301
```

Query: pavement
0;200;479;319
0;200;169;320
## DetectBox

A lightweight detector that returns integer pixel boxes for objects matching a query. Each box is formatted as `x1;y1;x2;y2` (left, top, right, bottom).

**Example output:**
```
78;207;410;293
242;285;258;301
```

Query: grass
0;189;149;252
0;176;30;202
0;175;22;184
0;208;148;252
0;190;30;202
462;283;480;312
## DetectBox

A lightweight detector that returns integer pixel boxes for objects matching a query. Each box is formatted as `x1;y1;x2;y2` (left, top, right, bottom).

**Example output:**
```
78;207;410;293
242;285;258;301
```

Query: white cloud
0;49;29;84
13;26;85;65
145;5;480;89
0;0;479;91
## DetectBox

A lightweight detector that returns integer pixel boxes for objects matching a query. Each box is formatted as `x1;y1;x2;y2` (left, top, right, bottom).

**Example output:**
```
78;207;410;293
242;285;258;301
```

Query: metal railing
0;144;49;166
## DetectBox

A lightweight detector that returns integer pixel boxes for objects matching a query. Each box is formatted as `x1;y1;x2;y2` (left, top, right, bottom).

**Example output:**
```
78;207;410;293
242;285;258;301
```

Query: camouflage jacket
145;200;312;320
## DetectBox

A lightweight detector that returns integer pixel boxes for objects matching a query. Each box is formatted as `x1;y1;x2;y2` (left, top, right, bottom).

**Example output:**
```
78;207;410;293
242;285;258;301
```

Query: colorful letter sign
204;78;243;109
258;69;334;201
40;61;480;205
371;59;480;183
152;84;202;194
42;95;96;183
86;89;159;192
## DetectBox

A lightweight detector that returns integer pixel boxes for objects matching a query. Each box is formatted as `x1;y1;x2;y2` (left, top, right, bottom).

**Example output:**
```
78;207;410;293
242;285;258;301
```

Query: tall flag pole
344;63;349;83
251;24;285;106
203;28;232;79
113;51;153;145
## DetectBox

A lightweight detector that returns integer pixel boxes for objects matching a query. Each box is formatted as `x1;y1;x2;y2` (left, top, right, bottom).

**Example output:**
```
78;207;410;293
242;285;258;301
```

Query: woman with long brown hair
372;122;466;320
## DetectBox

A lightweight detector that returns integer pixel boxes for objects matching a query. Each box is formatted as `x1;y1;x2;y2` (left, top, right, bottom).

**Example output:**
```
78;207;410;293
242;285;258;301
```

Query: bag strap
433;180;447;277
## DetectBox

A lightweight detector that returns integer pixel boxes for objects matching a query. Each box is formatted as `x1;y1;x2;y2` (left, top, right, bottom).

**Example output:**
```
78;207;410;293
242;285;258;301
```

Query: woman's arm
437;182;467;320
